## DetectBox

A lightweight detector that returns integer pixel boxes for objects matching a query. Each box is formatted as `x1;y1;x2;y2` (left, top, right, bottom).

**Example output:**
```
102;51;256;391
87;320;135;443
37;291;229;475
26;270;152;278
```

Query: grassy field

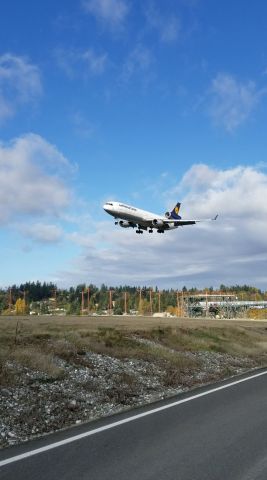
1;313;267;332
1;315;267;385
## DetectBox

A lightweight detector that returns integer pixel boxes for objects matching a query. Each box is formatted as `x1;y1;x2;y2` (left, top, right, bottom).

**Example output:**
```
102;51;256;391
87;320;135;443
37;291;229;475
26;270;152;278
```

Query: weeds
0;350;17;386
104;371;140;405
163;366;183;387
6;348;65;381
145;325;267;361
0;318;266;390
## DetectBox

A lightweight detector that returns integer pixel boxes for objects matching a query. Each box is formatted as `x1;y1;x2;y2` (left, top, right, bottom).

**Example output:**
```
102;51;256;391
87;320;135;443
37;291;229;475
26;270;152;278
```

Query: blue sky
1;0;267;289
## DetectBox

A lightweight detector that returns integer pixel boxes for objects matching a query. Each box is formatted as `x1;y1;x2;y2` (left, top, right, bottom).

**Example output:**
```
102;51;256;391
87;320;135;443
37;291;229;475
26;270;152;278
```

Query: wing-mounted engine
152;219;164;227
165;211;171;218
119;220;133;228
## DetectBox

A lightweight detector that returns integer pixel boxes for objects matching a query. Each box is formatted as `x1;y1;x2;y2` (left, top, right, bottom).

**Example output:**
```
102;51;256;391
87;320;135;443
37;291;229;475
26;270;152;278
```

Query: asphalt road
1;370;267;480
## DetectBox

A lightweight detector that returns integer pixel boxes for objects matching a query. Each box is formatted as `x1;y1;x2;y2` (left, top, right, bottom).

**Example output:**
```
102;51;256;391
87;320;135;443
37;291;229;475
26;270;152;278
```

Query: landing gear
136;229;143;234
115;221;118;225
149;229;153;233
157;229;164;233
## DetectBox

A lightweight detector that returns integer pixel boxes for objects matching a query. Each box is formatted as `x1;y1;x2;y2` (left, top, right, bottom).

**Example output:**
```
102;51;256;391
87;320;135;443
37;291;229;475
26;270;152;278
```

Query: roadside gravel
0;335;256;449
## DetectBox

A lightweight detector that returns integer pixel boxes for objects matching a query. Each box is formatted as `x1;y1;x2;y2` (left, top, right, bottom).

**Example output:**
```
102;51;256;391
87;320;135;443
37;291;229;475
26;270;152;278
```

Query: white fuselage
103;201;166;225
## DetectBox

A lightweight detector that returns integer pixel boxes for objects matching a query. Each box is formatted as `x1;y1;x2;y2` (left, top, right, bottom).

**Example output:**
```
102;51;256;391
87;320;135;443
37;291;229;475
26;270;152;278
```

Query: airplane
103;201;218;234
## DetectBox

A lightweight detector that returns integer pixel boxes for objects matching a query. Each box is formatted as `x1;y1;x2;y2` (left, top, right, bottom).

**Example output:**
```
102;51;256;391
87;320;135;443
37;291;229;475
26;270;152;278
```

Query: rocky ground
0;334;258;449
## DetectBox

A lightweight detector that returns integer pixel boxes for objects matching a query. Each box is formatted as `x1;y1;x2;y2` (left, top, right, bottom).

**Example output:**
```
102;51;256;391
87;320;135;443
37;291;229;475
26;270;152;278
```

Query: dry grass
146;325;267;360
0;316;266;389
104;372;141;405
1;314;267;335
9;347;65;380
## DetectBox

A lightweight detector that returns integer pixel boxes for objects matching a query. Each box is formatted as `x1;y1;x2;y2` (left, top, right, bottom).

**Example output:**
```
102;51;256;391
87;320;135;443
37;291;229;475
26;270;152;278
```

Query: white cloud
145;3;180;43
0;94;14;121
0;133;73;224
179;164;267;219
55;48;108;78
67;231;97;248
0;53;42;122
82;0;129;29
20;223;64;244
121;44;154;81
60;164;267;289
81;49;108;75
208;73;266;132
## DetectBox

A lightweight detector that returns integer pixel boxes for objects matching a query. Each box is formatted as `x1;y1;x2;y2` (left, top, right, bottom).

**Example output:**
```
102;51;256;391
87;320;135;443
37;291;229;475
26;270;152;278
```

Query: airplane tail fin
165;202;181;219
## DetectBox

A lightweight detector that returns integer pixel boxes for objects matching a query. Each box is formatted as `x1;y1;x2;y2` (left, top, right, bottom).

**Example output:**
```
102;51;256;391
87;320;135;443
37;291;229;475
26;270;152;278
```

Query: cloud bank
61;164;267;289
0;134;73;243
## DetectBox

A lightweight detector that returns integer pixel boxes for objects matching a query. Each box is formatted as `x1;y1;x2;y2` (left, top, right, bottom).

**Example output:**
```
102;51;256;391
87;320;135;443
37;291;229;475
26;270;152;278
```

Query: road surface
1;370;267;480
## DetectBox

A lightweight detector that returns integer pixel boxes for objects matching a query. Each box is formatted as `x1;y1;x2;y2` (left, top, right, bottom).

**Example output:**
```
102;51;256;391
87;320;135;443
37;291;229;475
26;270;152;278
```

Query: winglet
213;214;218;221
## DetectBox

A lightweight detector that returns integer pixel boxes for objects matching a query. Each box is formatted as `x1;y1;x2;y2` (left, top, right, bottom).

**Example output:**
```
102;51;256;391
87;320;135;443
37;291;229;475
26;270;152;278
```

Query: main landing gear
136;228;164;234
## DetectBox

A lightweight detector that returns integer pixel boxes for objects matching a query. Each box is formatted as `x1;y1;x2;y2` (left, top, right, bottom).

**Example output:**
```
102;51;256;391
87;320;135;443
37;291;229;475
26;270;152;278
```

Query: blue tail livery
165;202;181;220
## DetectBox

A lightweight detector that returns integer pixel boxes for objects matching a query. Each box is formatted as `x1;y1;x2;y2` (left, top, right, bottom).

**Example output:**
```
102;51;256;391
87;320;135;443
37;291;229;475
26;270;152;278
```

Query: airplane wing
165;220;196;225
163;215;218;226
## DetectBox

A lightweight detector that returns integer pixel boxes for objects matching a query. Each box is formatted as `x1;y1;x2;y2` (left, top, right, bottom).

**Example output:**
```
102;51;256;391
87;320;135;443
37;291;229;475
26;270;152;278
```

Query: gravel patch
0;340;256;449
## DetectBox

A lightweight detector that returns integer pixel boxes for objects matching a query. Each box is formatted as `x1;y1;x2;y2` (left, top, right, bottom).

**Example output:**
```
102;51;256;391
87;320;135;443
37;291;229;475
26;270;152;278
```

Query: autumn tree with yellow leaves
15;298;27;315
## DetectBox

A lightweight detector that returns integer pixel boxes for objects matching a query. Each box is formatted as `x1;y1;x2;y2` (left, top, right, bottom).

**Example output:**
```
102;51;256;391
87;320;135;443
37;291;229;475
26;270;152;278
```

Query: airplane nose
103;203;114;213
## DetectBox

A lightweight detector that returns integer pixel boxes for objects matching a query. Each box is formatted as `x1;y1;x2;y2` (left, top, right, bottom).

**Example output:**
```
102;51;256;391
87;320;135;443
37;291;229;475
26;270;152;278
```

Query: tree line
0;281;266;315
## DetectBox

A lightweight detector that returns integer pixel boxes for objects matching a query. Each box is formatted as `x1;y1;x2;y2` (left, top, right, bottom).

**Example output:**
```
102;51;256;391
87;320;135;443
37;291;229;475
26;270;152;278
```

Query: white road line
1;370;267;468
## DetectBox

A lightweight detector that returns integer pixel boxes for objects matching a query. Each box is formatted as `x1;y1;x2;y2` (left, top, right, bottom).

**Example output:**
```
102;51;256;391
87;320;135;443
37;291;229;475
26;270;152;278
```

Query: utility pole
158;291;161;313
149;289;153;316
81;290;84;316
87;287;90;315
138;288;142;314
109;289;113;315
176;291;179;317
9;288;12;312
124;291;127;315
181;290;184;317
23;290;26;314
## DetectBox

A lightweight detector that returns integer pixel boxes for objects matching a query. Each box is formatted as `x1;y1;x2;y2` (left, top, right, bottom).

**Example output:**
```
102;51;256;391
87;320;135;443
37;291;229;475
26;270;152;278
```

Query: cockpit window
106;202;113;206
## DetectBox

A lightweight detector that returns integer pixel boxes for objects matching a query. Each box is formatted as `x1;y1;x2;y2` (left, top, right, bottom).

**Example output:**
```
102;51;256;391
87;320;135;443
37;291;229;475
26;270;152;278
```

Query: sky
1;0;267;289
